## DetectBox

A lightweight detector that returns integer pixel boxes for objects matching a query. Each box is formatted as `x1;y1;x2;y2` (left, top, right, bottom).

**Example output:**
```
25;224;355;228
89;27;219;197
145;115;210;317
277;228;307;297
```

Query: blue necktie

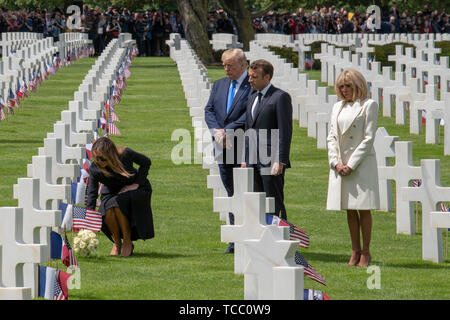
226;80;237;113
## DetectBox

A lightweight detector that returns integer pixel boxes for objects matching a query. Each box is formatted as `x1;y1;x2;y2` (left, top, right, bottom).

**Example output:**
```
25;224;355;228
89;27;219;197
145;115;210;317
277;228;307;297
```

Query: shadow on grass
131;251;193;259
381;261;450;270
0;139;42;144
131;64;177;69
302;251;349;264
305;251;450;269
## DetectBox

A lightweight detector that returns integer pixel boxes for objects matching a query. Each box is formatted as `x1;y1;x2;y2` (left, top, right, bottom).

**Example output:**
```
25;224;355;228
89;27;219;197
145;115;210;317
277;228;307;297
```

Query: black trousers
253;165;287;220
218;163;237;225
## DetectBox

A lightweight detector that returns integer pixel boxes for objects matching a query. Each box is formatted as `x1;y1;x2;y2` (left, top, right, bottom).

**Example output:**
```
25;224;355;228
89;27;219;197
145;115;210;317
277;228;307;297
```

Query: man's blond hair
221;48;247;66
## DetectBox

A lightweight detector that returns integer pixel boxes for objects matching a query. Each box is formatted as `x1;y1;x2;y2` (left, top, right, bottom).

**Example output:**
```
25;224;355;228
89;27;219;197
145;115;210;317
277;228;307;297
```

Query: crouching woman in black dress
86;137;154;257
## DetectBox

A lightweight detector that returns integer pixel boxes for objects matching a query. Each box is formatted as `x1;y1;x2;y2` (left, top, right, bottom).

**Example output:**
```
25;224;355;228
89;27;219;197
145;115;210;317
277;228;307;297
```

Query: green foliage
436;41;450;60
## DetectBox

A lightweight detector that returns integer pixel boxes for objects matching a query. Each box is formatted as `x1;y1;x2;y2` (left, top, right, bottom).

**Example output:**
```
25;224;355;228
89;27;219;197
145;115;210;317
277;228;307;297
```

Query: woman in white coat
326;69;379;268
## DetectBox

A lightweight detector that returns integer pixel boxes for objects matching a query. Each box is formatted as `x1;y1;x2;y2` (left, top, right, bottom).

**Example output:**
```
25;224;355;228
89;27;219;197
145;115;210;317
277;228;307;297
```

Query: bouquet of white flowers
73;229;99;257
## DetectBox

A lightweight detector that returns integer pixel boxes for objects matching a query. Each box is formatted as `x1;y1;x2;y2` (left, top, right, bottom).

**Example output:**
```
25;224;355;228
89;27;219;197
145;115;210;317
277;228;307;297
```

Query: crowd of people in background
0;6;184;57
0;4;448;57
211;4;449;38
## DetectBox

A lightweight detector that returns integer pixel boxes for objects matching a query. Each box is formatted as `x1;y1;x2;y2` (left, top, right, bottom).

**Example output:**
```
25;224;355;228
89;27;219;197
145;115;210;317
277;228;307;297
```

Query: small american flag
8;88;16;107
0;107;5;121
62;233;78;268
123;67;131;79
110;110;120;122
442;203;450;231
73;206;102;232
16;80;23;99
266;214;309;248
411;179;422;187
107;121;121;135
295;252;326;286
53;273;65;300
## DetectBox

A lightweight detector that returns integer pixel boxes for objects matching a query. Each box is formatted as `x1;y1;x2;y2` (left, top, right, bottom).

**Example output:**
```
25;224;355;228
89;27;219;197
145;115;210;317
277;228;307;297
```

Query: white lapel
333;101;345;138
340;99;365;136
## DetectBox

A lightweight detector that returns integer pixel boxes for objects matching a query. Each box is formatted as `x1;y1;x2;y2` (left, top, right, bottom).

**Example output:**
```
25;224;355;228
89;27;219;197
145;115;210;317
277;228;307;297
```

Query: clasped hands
213;128;231;149
335;163;353;176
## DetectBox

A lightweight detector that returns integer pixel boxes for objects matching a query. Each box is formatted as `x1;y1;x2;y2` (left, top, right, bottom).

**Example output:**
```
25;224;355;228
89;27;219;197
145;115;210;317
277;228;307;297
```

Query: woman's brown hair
91;137;134;178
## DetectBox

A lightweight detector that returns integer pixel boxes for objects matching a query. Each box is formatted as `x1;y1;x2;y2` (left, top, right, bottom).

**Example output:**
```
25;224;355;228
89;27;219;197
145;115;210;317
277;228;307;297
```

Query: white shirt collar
233;70;248;87
258;82;272;97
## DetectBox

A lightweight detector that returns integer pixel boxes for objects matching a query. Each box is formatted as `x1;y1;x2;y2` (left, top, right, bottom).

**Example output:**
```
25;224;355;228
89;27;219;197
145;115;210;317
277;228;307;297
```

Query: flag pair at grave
439;203;450;232
38;265;71;300
265;214;309;248
50;231;79;268
265;214;326;285
303;289;330;300
59;202;102;233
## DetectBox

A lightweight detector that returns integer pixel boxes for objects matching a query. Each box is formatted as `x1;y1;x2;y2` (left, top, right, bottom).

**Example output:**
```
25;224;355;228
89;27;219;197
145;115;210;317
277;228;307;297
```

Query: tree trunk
219;0;254;51
177;0;214;64
219;0;280;51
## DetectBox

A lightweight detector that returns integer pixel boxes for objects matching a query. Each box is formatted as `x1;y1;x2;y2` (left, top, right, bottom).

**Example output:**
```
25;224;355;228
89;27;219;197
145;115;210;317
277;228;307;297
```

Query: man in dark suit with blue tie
205;49;251;254
242;59;293;220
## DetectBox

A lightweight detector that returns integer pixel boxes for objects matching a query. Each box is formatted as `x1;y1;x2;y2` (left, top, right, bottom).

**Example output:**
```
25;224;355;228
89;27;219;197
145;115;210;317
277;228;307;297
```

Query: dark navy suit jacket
204;75;251;163
204;75;251;132
245;84;293;168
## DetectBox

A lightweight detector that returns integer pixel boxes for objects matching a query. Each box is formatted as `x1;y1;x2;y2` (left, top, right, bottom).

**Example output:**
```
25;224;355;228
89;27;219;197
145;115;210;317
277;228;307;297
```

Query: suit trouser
253;165;287;220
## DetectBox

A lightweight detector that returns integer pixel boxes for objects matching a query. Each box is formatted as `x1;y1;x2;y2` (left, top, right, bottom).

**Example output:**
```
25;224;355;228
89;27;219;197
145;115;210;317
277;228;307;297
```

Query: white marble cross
411;84;445;143
26;155;71;210
374;127;398;212
244;226;303;300
293;38;311;72
291;73;310;127
377;141;422;234
438;93;450;155
13;178;61;298
60;110;93;145
37;138;80;184
215;168;275;274
0;207;47;288
296;79;318;129
397;77;423;127
401;160;447;263
313;43;330;83
354;37;374;59
47;122;86;163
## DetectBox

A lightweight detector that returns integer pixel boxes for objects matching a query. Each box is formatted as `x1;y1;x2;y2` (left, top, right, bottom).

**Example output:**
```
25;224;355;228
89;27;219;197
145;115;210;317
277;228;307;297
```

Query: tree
177;0;214;64
218;0;280;51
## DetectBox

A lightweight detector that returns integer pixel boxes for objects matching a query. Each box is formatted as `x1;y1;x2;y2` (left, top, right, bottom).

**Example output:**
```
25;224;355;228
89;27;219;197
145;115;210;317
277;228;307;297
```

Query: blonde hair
221;48;247;66
92;137;134;178
335;69;369;102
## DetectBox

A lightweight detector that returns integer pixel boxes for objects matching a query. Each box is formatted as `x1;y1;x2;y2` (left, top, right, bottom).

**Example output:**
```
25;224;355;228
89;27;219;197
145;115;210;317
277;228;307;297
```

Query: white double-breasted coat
326;98;380;210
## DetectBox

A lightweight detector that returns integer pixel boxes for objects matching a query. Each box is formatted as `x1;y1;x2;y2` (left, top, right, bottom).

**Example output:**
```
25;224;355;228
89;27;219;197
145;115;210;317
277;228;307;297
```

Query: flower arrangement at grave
73;229;99;257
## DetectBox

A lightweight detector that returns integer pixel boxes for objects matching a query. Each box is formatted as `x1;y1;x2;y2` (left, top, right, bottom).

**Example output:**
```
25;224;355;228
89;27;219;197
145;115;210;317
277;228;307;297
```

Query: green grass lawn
1;57;449;300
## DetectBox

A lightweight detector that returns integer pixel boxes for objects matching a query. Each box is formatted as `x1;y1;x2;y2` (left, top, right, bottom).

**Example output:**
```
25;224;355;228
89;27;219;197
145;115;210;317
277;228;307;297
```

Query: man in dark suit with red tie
242;59;293;220
204;49;251;253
